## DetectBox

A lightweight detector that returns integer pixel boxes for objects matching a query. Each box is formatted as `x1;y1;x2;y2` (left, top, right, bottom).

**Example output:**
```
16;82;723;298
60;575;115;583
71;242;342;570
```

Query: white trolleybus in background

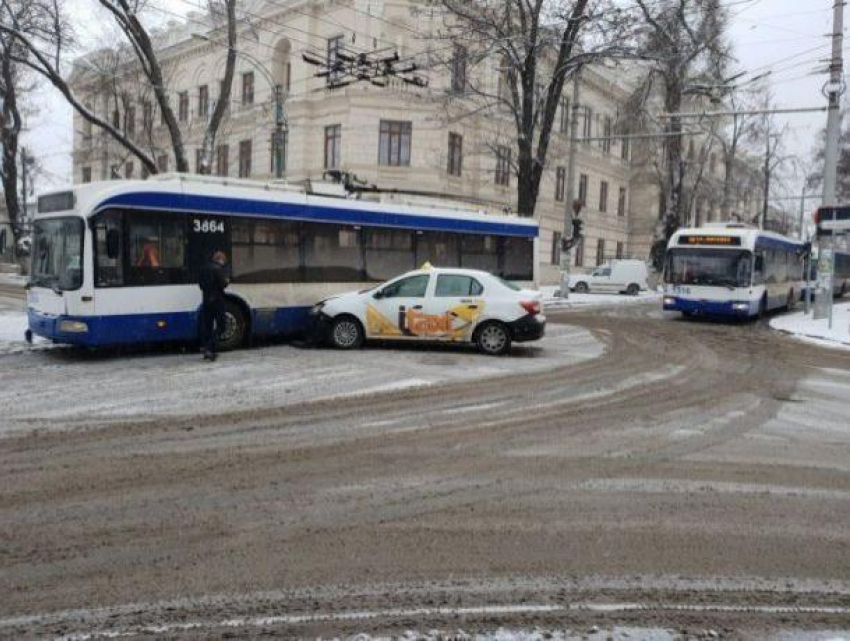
662;223;807;319
27;175;539;349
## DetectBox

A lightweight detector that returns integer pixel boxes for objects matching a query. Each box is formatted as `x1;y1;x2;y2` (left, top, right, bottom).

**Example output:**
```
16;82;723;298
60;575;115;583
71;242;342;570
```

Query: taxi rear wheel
329;315;364;350
475;321;511;356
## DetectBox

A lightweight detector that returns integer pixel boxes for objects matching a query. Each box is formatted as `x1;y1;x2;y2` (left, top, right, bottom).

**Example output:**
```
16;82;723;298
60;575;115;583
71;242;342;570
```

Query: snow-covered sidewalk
540;285;661;310
770;302;850;351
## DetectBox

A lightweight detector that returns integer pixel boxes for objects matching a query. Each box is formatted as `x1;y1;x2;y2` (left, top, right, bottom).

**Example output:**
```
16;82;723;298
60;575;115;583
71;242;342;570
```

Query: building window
379;120;412;167
621;132;630;160
555;166;566;202
142;100;153;132
324;124;341;169
198;85;209;118
616;241;624;259
178;92;188;122
497;55;512;103
125;161;134;179
82;104;93;139
156;154;168;173
327;35;344;85
448;132;463;177
559;96;569;134
578;173;588;206
551;231;562;265
196;148;205;174
582;106;592;140
141;164;150;180
217;144;229;176
271;131;287;175
238;139;252;178
126;106;135;138
112;108;120;129
82;166;92;183
618;187;627;217
599;180;608;213
574;237;584;267
495;146;511;187
602;116;612;154
596;238;605;266
242;71;254;106
451;44;467;92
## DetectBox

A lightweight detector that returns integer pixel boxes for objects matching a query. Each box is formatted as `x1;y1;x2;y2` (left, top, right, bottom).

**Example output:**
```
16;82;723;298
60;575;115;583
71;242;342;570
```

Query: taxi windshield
31;217;84;291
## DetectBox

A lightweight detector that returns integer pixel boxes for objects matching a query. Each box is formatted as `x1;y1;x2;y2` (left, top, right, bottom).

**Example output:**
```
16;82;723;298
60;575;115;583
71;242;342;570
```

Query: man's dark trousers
200;297;226;355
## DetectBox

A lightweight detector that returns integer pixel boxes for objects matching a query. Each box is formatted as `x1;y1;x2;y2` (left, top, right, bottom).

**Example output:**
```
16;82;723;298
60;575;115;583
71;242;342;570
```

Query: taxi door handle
466;304;479;310
411;305;423;310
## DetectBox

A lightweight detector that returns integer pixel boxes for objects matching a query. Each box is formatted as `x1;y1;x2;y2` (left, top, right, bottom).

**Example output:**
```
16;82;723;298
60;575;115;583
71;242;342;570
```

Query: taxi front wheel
329;315;364;350
475;321;512;356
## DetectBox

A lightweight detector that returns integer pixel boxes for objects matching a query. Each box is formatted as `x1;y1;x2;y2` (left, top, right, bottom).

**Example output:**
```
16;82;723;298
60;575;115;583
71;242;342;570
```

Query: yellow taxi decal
366;304;403;336
367;301;485;340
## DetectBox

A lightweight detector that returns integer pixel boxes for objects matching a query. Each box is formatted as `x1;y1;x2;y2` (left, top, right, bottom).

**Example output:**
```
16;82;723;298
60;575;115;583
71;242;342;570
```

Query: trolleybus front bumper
663;296;755;317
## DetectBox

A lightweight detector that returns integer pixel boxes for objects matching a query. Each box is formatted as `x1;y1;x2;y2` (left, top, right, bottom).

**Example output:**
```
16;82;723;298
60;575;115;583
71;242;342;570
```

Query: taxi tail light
520;300;541;315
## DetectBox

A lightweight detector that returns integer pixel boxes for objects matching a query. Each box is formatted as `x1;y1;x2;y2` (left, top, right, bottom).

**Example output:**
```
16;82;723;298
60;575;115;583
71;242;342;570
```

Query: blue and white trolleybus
27;175;539;348
662;223;807;318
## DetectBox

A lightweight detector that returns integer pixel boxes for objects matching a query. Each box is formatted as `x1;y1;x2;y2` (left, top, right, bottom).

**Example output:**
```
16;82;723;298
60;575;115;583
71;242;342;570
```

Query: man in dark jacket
199;251;229;361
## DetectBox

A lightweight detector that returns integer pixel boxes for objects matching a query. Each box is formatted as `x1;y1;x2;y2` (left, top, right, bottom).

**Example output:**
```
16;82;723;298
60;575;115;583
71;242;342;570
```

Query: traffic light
572;217;584;240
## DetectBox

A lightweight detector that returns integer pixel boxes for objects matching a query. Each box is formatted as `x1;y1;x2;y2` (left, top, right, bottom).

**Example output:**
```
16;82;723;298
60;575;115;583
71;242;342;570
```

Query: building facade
69;0;768;284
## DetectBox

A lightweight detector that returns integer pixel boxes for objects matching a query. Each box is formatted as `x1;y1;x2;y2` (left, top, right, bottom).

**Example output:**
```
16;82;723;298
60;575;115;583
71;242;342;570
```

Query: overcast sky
23;0;846;214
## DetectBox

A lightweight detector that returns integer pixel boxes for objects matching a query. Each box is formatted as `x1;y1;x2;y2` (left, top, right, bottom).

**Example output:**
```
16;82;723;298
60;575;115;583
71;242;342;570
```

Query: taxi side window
435;274;484;297
382;274;429;298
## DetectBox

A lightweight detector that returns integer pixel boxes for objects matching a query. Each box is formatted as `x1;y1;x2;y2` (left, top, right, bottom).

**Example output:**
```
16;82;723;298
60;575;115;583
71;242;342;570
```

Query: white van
568;259;649;295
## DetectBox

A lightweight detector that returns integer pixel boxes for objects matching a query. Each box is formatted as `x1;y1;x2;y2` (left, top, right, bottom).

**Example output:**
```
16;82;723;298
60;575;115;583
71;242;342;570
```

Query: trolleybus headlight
58;320;89;333
663;296;676;306
732;302;750;311
310;302;325;315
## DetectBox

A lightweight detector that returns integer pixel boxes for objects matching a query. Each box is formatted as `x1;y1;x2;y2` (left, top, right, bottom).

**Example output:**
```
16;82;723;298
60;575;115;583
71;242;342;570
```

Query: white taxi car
310;266;545;355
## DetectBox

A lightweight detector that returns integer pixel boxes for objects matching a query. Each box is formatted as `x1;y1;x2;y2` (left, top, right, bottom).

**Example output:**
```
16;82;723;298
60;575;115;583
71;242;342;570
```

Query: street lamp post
192;34;287;179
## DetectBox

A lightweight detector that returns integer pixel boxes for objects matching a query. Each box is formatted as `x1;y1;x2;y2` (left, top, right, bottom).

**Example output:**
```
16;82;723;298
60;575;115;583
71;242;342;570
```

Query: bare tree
716;84;760;218
806;109;850;203
1;0;237;177
0;0;52;245
632;0;729;267
436;0;631;218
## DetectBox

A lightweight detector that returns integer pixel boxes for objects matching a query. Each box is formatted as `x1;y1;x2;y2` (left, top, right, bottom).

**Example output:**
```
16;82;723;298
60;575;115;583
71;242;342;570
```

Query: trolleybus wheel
218;299;248;351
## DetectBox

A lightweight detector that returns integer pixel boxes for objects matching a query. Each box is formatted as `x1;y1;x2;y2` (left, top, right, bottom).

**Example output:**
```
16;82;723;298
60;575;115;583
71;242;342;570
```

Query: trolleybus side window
94;210;124;287
364;228;415;281
460;234;499;273
415;231;461;268
126;211;187;286
303;222;364;282
231;218;300;284
502;236;534;280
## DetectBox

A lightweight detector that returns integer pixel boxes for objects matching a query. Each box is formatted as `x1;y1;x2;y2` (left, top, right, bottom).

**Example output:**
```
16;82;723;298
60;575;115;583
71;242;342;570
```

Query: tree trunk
1;47;22;245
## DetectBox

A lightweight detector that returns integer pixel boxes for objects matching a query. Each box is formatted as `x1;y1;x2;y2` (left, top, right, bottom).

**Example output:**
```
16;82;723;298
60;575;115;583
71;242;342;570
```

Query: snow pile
0;272;26;286
770;302;850;351
539;285;660;310
0;312;54;355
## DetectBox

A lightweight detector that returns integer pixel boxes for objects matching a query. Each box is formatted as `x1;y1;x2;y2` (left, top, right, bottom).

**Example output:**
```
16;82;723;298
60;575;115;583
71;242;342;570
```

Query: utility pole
273;84;286;180
559;69;582;298
761;120;771;231
821;0;844;329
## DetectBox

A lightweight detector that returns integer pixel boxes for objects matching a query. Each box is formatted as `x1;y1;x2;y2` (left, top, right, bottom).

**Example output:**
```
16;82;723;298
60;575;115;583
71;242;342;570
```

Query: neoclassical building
70;0;766;283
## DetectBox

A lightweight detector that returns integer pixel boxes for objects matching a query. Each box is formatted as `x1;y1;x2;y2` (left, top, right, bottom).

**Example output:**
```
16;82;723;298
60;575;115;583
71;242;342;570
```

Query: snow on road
541;286;660;310
770;302;850;351
0;313;603;434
